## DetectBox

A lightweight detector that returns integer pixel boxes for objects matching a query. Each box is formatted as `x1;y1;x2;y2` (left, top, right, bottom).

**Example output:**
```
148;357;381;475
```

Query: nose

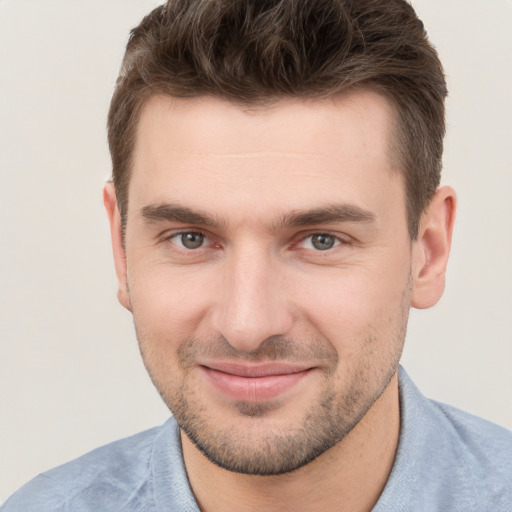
211;246;294;353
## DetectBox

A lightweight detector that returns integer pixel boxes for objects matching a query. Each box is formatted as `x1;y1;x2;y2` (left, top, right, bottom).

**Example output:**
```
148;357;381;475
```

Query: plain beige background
1;0;511;502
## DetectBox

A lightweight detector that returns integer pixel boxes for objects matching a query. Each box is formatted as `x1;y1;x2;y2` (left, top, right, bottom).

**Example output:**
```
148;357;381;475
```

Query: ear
103;182;132;311
411;186;457;309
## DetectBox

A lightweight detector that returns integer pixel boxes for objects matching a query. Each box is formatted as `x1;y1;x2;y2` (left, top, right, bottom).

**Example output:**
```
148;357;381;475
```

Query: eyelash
164;230;347;253
296;233;343;251
165;231;212;250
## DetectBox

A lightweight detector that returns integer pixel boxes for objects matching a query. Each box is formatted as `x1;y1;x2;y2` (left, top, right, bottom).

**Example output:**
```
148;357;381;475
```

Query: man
2;0;511;510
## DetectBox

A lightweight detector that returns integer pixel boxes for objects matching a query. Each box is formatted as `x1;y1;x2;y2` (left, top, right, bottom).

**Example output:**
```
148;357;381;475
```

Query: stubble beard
135;275;411;476
138;330;407;475
171;360;397;476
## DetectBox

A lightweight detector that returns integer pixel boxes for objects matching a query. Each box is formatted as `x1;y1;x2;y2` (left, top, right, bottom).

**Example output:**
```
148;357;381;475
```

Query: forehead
134;90;396;158
128;91;404;226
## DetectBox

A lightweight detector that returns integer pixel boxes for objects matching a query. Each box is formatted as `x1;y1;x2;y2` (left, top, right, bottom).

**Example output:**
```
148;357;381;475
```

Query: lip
199;362;313;402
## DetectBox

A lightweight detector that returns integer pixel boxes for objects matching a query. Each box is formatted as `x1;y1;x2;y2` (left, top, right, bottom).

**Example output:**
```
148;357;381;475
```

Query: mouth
198;361;314;402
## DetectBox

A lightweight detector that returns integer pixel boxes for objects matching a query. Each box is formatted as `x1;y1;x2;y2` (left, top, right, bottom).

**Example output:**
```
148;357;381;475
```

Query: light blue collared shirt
2;367;511;511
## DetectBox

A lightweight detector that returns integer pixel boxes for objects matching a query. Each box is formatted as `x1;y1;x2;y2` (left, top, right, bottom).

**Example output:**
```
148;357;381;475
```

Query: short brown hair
108;0;447;239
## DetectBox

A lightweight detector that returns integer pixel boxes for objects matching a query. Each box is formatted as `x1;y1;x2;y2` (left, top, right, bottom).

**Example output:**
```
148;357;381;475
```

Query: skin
104;91;456;512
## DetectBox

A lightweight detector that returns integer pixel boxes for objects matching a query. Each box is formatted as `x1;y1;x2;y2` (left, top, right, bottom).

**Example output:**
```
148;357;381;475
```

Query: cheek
294;261;410;350
127;264;214;344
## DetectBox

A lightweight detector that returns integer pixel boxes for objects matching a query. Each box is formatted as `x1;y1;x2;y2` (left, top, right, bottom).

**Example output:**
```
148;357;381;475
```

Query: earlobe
411;186;457;309
103;182;132;312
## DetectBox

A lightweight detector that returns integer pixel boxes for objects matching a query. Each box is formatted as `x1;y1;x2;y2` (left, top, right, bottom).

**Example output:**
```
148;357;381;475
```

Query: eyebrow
277;204;376;228
139;202;376;229
140;203;222;228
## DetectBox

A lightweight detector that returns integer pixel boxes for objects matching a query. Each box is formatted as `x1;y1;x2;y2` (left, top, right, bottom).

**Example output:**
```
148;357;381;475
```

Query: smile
199;362;313;402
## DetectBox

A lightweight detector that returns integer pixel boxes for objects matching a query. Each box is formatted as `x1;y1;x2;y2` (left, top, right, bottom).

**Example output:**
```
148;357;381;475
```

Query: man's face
118;91;415;475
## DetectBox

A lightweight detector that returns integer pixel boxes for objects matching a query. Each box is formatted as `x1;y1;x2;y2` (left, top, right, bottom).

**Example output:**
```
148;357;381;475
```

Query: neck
181;372;400;512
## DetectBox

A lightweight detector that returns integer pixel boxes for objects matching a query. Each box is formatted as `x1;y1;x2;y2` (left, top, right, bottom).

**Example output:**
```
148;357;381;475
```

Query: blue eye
300;234;340;251
171;232;205;249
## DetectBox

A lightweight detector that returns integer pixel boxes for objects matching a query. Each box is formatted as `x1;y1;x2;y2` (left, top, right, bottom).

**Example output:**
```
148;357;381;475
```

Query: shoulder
433;398;512;456
392;368;512;511
431;399;512;503
1;422;172;512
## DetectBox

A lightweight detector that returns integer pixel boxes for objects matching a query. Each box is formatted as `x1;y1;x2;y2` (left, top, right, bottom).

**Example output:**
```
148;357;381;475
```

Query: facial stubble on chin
129;261;411;476
136;296;409;476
